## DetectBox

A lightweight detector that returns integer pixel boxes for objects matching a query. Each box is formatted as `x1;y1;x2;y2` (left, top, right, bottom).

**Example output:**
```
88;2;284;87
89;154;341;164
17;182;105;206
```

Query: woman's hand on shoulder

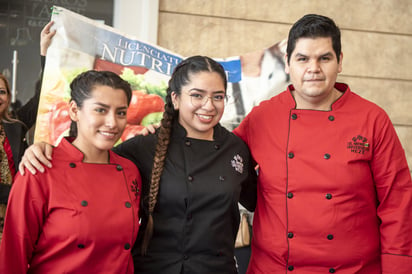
140;124;159;136
19;142;54;175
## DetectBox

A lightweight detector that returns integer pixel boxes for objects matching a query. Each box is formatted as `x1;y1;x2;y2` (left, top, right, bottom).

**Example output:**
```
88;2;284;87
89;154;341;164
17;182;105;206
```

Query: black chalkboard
0;0;114;106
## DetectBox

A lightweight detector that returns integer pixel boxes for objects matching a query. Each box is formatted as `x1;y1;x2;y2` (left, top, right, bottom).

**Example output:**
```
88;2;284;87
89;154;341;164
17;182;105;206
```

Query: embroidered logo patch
347;135;370;154
231;154;244;174
131;180;140;200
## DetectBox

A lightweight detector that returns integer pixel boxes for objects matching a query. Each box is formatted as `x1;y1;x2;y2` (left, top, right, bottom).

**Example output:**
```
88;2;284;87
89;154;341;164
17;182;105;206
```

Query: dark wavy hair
286;14;341;64
68;70;132;137
140;55;227;254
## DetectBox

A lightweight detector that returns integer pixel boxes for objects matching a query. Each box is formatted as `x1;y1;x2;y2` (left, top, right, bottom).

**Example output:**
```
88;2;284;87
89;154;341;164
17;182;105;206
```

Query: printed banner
35;6;289;145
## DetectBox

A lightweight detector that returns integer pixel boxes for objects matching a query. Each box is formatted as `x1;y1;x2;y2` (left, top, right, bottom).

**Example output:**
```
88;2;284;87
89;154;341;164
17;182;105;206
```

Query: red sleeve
0;172;48;273
371;112;412;272
233;111;251;144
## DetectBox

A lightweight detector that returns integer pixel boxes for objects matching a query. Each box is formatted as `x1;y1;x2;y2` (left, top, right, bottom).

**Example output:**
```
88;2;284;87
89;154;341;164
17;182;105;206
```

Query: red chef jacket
234;83;412;273
0;137;141;273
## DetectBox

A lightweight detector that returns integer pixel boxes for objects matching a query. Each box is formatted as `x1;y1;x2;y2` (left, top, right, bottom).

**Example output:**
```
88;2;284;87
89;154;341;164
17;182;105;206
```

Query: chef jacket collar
286;82;351;111
173;120;227;143
59;137;118;164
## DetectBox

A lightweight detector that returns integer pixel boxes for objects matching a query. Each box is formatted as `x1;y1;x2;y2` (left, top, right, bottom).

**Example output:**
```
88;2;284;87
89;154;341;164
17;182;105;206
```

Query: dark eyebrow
93;102;128;110
188;88;225;94
294;52;334;59
94;102;110;108
320;52;334;58
294;53;308;58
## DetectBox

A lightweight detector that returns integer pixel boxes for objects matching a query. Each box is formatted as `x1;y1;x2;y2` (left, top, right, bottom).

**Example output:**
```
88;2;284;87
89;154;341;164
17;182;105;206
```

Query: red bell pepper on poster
49;100;72;144
126;90;165;125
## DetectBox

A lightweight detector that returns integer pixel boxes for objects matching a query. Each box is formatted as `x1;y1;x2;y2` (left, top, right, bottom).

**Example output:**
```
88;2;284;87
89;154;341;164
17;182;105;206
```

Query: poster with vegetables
35;6;289;145
35;6;243;145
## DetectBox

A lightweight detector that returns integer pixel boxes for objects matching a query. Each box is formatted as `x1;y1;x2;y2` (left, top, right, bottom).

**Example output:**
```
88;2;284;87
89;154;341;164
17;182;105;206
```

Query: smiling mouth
99;131;117;137
197;114;213;121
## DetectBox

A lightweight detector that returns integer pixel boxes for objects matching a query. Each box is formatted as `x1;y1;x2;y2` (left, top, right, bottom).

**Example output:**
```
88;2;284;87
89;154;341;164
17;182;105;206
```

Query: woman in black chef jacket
116;55;257;273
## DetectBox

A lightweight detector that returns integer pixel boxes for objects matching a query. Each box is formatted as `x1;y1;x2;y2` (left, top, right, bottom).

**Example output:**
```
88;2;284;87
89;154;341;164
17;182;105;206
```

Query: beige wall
157;0;412;171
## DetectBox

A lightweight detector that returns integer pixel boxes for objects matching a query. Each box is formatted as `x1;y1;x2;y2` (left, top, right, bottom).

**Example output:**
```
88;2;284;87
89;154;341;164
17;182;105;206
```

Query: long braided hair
140;55;227;254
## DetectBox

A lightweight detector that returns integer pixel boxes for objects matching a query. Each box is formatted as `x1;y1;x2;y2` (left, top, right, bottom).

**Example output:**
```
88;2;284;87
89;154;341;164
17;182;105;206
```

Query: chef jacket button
324;153;331;160
187;213;192;220
77;244;85;249
81;200;88;207
325;193;332;199
288;152;294;159
125;202;132;208
288;265;294;271
214;144;220;150
185;140;191;146
327;234;334;240
219;175;225;181
116;165;123;171
124;243;131;250
329;268;336;273
328;115;335;121
69;162;76;168
291;113;298;120
287;192;294;199
187;175;193;182
287;232;294;238
183;254;188;260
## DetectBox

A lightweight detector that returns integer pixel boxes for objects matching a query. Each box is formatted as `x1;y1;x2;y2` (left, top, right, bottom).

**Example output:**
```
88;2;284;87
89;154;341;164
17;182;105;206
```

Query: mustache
303;77;325;81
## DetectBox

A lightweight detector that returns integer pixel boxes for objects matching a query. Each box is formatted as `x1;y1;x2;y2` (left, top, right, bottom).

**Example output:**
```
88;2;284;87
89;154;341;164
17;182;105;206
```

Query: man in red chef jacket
234;14;412;274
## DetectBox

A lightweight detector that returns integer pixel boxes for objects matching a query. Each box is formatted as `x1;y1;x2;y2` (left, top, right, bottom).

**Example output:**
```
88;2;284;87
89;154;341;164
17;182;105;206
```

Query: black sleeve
40;55;46;71
0;184;11;204
239;148;258;212
15;55;45;128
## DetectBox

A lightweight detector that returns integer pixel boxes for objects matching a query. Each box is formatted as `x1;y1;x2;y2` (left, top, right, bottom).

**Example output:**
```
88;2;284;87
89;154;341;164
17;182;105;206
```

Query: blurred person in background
0;21;55;242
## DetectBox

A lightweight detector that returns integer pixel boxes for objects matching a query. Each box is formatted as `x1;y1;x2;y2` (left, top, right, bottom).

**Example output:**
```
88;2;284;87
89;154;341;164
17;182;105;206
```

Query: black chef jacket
114;121;257;274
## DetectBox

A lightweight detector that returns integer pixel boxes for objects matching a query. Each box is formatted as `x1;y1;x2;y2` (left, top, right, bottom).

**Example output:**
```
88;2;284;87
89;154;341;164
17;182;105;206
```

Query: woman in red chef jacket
0;70;141;273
